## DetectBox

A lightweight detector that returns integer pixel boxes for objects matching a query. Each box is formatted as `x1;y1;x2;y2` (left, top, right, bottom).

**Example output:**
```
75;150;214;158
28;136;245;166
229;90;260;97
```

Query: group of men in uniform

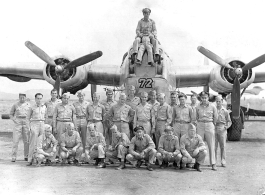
10;85;231;172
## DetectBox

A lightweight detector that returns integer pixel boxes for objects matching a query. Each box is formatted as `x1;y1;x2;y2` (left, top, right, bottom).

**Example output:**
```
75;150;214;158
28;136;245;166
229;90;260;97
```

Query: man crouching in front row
36;124;58;166
84;123;106;168
156;126;182;169
126;126;156;171
60;123;83;166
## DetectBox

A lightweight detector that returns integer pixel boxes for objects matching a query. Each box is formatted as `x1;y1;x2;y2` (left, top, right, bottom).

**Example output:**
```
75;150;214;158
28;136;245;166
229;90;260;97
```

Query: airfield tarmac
0;115;265;195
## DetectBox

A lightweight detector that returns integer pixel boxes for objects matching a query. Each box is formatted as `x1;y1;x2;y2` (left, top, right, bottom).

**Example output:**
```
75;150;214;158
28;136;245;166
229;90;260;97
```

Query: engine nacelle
209;58;255;93
43;54;89;94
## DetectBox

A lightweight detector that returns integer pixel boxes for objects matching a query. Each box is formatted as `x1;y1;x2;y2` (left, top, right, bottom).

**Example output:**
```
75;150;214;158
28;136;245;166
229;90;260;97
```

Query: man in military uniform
126;85;140;138
35;124;58;166
53;92;76;144
60;123;83;166
105;125;130;170
172;93;195;139
102;88;117;146
109;93;135;139
215;96;231;167
73;90;89;151
196;91;218;171
84;123;106;168
86;92;105;135
170;91;179;107
10;93;31;162
27;93;47;166
44;89;61;127
180;123;207;172
156;126;182;169
126;126;156;171
135;92;154;136
148;90;159;109
132;8;160;63
154;93;172;147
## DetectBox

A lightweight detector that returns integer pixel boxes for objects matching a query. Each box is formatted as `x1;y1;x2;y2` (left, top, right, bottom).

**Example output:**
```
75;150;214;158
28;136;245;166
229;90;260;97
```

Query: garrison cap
19;93;26;97
62;92;70;98
44;124;52;131
178;92;187;99
134;125;144;132
142;8;151;13
199;91;209;97
128;85;136;90
164;126;173;132
106;88;114;95
76;90;85;96
110;124;117;131
188;123;196;131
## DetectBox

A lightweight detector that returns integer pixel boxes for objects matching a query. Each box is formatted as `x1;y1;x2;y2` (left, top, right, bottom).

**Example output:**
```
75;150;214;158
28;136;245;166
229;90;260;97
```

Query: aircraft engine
209;59;255;93
43;55;89;94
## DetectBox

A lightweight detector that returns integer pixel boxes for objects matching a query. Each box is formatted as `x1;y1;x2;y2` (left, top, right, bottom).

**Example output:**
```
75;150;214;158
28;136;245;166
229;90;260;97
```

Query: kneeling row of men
36;121;207;172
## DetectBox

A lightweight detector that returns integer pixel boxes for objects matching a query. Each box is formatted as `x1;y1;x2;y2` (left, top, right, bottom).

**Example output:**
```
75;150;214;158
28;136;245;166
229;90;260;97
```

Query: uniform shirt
45;99;61;117
190;102;198;121
196;102;217;124
61;131;81;148
216;106;232;131
111;132;130;148
37;133;58;155
53;103;76;121
29;104;47;121
86;103;105;121
10;101;31;119
126;96;141;110
158;134;180;154
73;101;89;117
102;99;117;113
148;100;160;110
86;132;106;150
172;104;195;123
129;134;155;154
136;18;157;37
136;103;154;122
108;103;135;123
154;102;172;126
180;134;206;157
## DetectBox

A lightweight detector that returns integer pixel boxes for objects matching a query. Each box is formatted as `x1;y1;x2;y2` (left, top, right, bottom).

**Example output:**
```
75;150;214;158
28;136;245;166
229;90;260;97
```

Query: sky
1;0;265;94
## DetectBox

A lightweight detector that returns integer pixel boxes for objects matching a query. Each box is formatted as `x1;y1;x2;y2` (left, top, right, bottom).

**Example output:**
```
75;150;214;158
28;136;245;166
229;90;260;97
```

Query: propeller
231;75;240;118
25;41;103;95
242;54;265;71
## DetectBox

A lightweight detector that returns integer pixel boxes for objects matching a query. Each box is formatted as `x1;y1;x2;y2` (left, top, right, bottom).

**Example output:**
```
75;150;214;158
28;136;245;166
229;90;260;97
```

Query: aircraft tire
227;109;244;141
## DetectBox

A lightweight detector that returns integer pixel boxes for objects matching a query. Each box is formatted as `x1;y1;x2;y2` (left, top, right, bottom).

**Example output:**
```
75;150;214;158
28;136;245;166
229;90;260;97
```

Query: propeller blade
242;54;265;71
197;46;233;69
54;75;61;95
91;84;97;100
231;76;241;118
25;41;56;66
64;51;103;69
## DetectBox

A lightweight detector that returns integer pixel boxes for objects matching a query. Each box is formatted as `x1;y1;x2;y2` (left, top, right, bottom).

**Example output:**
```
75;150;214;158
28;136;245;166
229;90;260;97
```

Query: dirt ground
0;113;265;195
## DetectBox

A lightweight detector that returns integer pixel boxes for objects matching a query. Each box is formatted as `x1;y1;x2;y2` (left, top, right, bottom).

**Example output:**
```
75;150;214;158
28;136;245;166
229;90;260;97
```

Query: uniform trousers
155;120;167;148
156;152;182;165
136;120;151;136
113;121;130;140
172;122;189;139
126;148;157;165
76;118;87;148
60;146;83;161
36;147;57;162
84;145;105;161
182;150;207;165
106;145;128;160
215;124;227;165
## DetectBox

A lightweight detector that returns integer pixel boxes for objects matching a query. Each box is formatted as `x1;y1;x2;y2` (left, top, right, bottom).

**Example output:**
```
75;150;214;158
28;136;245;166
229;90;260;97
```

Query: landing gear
227;108;244;141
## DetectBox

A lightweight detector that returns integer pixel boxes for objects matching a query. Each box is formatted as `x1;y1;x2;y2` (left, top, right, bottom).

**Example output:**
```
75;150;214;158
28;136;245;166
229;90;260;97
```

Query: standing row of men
10;86;231;171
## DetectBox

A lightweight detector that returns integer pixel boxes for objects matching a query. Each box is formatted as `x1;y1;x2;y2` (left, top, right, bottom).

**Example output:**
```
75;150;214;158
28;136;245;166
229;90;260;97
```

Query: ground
0;100;265;195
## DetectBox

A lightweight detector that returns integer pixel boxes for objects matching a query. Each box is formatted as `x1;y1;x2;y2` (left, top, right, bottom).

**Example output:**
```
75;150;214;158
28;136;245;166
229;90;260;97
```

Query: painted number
138;78;153;88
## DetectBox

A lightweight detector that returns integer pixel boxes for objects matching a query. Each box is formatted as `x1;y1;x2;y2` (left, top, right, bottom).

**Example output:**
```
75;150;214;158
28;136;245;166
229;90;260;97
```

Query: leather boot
116;161;125;170
196;163;202;172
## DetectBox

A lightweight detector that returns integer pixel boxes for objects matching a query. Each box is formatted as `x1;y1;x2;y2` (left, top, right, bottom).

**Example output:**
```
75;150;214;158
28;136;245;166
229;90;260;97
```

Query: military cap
76;90;85;96
149;90;157;95
142;8;151;13
106;88;114;95
164;126;173;132
178;92;187;99
128;85;136;90
44;124;52;131
62;92;70;98
188;123;196;131
199;91;209;97
134;125;144;132
215;95;222;101
19;93;26;97
110;124;117;131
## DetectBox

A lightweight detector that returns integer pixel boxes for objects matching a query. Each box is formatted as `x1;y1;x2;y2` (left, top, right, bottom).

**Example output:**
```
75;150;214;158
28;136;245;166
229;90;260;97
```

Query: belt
57;119;72;122
77;116;86;119
175;121;190;124
48;116;53;119
137;120;150;123
216;122;225;126
198;120;213;123
113;120;128;123
30;120;45;122
157;119;166;122
16;116;27;119
88;119;102;123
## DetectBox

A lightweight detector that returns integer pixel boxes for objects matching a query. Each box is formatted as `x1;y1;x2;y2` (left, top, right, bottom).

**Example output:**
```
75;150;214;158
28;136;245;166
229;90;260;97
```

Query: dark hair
35;93;43;98
51;88;57;94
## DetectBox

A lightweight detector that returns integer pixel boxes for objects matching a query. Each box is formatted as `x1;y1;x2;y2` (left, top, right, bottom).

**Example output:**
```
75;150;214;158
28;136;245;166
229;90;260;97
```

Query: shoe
221;164;226;167
97;163;106;168
186;163;193;168
94;158;100;166
135;59;141;65
154;54;160;63
24;158;28;161
136;160;142;168
196;163;202;172
173;162;178;169
148;62;154;66
11;158;16;162
116;162;125;170
212;164;217;171
26;162;32;166
159;162;165;169
146;164;153;171
45;159;52;166
192;163;198;170
180;163;186;170
73;159;81;166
